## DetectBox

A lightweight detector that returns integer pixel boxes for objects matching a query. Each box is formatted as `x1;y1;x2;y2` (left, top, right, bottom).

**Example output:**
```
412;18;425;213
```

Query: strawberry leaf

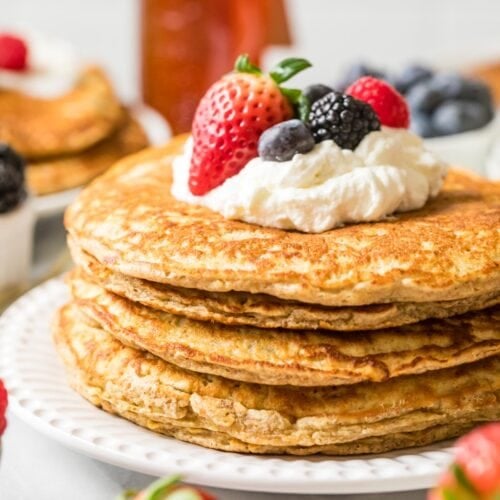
269;58;312;84
452;464;477;494
142;475;182;500
165;487;205;500
280;88;310;121
235;54;261;75
116;490;138;500
442;489;459;500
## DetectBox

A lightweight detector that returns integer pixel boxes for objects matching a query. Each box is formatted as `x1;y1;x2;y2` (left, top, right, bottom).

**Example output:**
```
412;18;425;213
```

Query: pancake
69;269;500;387
53;303;500;455
0;66;122;159
70;239;500;331
27;111;149;195
65;136;500;307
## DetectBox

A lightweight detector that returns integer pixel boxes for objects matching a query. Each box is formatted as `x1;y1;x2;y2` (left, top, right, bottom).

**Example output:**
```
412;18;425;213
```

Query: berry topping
0;33;28;71
303;84;334;106
189;55;311;195
346;76;410;128
0;379;7;436
308;91;380;149
0;143;27;214
258;119;315;161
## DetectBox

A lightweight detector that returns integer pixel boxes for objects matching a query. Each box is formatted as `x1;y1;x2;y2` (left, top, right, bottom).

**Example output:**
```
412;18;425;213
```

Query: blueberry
406;81;445;113
393;64;433;94
336;62;386;91
410;111;436;138
258;119;315;162
0;143;26;213
458;80;494;112
432;100;492;136
303;84;334;106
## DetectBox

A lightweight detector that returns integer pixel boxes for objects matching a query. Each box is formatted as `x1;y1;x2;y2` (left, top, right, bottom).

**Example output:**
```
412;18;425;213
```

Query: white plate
0;279;454;495
33;105;171;219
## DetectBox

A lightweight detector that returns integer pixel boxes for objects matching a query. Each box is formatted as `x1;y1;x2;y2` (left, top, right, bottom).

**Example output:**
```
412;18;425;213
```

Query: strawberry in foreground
0;33;28;71
0;379;7;437
118;475;216;500
189;54;311;195
428;423;500;499
346;76;410;128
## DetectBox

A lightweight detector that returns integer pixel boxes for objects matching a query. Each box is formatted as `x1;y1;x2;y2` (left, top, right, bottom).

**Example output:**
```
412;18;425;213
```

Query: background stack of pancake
0;66;148;196
57;138;500;455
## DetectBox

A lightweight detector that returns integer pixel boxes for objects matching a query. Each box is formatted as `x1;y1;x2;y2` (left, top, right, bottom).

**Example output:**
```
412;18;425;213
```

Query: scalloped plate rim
0;278;455;495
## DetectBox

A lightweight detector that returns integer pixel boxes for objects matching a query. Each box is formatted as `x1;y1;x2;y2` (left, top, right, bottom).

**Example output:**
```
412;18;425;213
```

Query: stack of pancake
57;136;500;455
0;67;149;196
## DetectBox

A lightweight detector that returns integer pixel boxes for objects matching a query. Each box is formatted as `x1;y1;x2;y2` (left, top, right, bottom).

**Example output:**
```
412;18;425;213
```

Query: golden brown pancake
69;269;500;387
70;239;500;331
53;303;500;455
27;111;149;195
0;66;122;159
65;136;500;307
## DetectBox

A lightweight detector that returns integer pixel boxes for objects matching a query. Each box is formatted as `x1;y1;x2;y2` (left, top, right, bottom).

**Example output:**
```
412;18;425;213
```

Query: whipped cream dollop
172;128;448;233
0;31;82;98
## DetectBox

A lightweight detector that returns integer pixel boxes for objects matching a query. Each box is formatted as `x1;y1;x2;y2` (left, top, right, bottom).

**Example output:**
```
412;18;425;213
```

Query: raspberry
0;379;7;436
0;33;28;71
346;76;410;128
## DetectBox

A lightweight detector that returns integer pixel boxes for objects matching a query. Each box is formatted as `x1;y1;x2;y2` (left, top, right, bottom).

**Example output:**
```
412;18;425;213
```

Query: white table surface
0;214;428;500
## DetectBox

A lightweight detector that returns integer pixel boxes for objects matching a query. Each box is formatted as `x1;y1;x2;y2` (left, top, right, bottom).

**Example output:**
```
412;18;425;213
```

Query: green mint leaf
452;464;477;494
235;54;261;75
269;58;312;84
143;475;182;500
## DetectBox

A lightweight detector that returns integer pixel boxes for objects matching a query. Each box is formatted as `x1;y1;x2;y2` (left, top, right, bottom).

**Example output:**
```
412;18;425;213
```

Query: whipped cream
172;128;448;233
0;31;82;98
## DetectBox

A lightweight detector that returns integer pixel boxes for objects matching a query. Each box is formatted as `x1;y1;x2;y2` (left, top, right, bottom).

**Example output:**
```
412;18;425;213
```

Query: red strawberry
454;423;500;495
189;55;311;195
0;33;28;71
428;423;500;500
346;76;410;128
0;379;7;436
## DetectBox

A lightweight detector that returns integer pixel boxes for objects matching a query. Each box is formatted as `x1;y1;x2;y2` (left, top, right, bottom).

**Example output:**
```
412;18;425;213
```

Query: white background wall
2;0;500;102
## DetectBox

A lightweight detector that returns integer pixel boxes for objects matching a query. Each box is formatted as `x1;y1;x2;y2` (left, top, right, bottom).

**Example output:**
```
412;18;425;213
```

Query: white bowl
424;114;499;175
0;197;34;298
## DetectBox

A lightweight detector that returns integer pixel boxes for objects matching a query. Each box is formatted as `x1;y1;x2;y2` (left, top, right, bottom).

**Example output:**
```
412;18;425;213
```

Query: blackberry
0;187;26;214
308;92;380;149
303;84;334;106
0;143;26;213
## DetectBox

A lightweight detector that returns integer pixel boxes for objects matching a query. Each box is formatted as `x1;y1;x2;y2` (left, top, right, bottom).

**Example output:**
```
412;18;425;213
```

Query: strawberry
428;423;500;500
0;379;7;436
346;76;410;128
455;423;500;495
0;33;28;71
189;54;311;195
118;474;217;500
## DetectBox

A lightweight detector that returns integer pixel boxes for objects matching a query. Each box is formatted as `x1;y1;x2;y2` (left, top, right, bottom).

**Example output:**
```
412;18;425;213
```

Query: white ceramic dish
0;197;34;296
424;114;499;176
33;104;170;219
0;278;455;495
